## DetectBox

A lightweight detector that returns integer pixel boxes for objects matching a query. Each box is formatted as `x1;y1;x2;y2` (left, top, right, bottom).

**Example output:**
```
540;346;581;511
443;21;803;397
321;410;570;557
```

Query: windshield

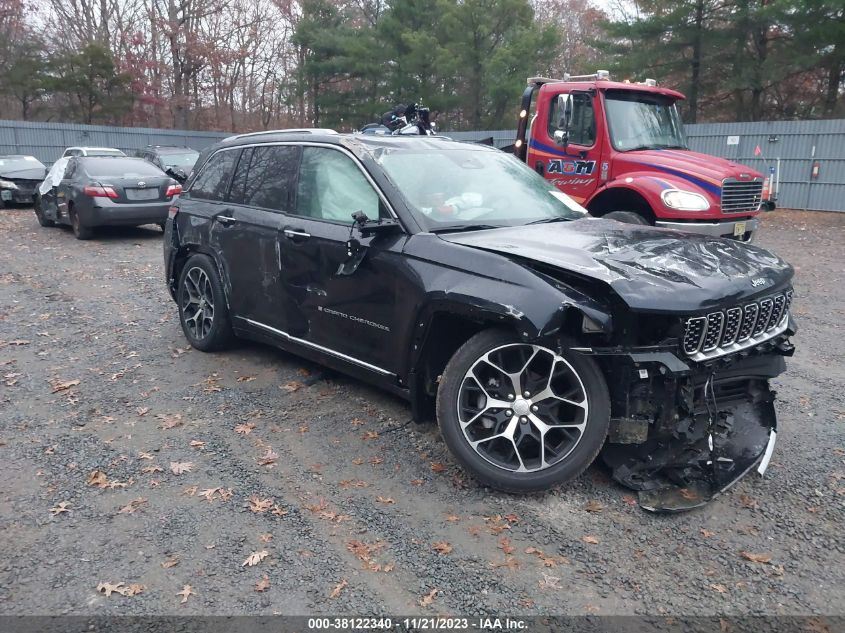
82;158;165;179
376;147;587;231
0;156;46;175
161;152;198;169
605;91;687;151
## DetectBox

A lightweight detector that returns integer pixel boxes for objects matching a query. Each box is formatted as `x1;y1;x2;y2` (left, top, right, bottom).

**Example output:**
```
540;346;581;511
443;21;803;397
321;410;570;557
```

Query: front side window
548;93;596;146
375;147;587;232
605;91;687;151
295;147;383;224
189;150;239;201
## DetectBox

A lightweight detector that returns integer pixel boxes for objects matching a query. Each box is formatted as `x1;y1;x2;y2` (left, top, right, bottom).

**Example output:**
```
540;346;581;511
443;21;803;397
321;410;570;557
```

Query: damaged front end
593;300;796;513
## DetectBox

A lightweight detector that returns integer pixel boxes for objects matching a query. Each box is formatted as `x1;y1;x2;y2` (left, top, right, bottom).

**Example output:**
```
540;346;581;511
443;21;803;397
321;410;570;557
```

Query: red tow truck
514;71;773;240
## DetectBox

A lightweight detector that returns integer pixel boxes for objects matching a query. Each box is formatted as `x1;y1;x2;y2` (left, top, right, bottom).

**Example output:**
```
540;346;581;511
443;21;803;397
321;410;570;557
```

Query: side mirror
165;167;188;184
351;210;401;236
555;94;573;147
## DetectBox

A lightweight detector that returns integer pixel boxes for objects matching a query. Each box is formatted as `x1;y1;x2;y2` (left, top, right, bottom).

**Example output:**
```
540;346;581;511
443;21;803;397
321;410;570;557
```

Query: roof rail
224;128;338;142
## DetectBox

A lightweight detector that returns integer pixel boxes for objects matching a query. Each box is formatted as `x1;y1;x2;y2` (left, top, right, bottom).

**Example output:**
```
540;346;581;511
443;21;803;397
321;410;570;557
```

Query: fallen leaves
161;557;180;569
701;528;715;538
361;431;379;441
141;465;163;474
234;422;255;435
304;498;349;523
256;447;278;466
177;584;195;603
258;533;273;543
419;588;438;607
482;515;515;535
582;535;600;545
49;501;71;515
248;495;274;513
338;479;369;489
86;470;130;489
156;413;184;429
96;582;145;597
524;547;567;568
432;541;453;555
375;495;395;504
170;462;193;475
710;583;729;594
118;497;148;514
254;575;270;592
51;378;80;393
330;578;348;599
584;500;604;513
539;572;562;590
280;381;304;392
243;550;269;567
430;462;448;473
740;551;772;564
498;537;515;555
189;440;206;449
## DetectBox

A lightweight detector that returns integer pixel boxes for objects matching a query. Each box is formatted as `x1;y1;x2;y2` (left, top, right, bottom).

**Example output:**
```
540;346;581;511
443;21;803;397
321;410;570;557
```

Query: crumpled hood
440;218;793;313
0;166;47;181
614;149;761;190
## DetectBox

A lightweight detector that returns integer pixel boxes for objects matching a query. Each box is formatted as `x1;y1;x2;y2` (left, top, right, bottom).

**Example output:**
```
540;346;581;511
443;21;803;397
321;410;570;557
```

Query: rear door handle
283;228;310;240
216;215;236;226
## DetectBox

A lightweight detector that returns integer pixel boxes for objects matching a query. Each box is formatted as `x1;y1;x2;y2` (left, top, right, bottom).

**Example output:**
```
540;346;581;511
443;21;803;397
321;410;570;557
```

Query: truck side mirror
555;94;573;147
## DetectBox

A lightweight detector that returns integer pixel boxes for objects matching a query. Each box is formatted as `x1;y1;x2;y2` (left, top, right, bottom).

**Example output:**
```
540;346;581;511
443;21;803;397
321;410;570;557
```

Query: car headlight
661;189;709;211
0;179;18;189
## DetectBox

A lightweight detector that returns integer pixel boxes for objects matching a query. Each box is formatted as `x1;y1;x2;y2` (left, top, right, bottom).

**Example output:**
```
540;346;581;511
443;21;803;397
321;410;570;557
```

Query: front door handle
283;228;310;240
216;215;236;226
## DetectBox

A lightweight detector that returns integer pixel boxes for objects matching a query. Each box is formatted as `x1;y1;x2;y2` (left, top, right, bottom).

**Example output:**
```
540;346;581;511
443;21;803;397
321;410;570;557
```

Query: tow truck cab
514;71;773;241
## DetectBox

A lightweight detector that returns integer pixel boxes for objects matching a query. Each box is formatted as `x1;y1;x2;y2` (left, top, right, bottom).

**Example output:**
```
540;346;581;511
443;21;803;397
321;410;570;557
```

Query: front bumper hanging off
597;348;789;513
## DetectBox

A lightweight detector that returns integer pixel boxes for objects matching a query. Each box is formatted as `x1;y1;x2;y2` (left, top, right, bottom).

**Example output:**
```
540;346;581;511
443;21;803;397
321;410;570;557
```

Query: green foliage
50;43;134;124
290;0;557;130
0;37;50;120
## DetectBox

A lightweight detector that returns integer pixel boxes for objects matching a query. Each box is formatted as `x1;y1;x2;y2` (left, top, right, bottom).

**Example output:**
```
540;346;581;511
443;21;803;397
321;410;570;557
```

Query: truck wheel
605;211;650;225
436;329;610;493
177;254;234;352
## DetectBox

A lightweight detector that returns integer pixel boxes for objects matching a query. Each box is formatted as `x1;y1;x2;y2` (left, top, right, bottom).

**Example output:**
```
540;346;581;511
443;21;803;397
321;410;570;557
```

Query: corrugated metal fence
2;118;843;211
0;120;227;167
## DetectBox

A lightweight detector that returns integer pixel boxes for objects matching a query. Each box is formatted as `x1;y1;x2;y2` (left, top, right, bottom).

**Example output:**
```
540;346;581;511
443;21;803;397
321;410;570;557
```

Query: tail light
168;204;179;219
165;184;182;198
762;177;770;200
83;184;118;198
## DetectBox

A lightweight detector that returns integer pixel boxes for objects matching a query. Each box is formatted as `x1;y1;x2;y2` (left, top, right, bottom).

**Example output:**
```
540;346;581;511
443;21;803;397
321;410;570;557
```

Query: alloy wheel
181;266;215;340
457;343;589;473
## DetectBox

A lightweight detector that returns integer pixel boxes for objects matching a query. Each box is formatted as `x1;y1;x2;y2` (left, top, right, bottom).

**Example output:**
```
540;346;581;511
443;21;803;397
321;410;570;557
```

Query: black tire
177;254;234;352
70;206;94;240
604;210;650;225
34;196;55;227
436;329;610;493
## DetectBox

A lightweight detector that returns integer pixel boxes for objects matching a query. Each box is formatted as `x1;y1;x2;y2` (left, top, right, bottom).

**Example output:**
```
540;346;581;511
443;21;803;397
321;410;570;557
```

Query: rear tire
436;329;610;493
34;196;55;227
70;207;93;240
604;210;650;225
177;254;234;352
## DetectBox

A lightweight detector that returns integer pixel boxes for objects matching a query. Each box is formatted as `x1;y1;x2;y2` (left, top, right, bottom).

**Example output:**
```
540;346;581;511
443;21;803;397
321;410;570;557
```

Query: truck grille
721;179;763;214
682;290;792;360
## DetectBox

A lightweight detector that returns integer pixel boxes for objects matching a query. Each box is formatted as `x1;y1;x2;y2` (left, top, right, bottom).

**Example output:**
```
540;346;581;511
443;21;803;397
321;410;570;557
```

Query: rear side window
237;145;300;212
189;150;238;201
295;147;382;223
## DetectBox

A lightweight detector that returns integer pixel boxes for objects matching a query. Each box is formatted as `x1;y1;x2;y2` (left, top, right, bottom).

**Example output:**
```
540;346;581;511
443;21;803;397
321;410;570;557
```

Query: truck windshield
604;90;687;152
376;147;587;232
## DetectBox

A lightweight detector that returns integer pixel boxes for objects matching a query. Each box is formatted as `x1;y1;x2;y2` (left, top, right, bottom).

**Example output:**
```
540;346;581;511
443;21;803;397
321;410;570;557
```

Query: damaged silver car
163;131;796;512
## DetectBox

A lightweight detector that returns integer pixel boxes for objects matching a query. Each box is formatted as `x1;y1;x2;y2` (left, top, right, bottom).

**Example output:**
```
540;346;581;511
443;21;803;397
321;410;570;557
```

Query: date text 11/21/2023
306;617;528;630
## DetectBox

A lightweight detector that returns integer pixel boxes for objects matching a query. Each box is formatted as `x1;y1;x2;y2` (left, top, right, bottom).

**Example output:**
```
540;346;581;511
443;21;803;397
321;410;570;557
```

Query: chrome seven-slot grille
682;290;792;359
721;178;764;214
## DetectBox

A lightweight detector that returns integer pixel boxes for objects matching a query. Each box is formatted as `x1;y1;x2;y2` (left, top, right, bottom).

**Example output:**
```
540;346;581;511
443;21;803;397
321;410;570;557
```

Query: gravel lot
0;207;843;617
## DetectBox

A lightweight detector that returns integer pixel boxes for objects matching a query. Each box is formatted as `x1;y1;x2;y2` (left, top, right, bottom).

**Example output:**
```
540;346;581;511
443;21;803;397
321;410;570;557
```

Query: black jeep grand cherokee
164;130;796;512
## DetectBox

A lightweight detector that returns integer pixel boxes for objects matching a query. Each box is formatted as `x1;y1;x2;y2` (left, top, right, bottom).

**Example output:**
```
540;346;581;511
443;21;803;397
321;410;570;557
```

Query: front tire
604;210;650;225
436;329;610;493
177;254;234;352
